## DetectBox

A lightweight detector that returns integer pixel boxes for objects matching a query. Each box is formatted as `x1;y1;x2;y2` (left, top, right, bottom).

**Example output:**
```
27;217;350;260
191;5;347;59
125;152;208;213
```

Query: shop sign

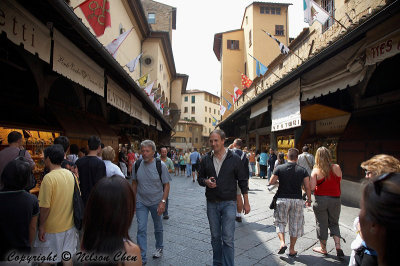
107;77;130;115
316;114;351;135
0;0;51;63
130;94;142;120
272;116;301;132
366;30;400;65
53;29;104;96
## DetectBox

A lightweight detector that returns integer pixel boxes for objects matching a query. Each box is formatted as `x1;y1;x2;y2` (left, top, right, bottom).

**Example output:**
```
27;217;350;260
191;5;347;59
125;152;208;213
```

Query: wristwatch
161;199;166;203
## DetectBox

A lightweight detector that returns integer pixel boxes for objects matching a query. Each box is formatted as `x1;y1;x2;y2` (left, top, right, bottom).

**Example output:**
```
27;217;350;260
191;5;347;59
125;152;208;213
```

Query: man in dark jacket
232;138;249;223
198;129;250;266
267;148;277;182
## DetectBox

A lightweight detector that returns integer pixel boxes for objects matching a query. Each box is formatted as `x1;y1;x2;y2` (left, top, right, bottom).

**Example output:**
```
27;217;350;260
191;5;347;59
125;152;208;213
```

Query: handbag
269;191;278;209
72;173;84;230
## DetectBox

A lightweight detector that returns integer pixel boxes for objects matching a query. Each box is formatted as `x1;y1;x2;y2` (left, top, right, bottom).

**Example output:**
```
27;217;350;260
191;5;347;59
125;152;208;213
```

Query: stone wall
141;0;173;41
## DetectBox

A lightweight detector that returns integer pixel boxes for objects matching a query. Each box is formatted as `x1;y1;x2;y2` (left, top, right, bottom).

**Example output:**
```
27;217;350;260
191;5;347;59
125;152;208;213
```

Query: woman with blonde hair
103;146;124;178
310;147;344;258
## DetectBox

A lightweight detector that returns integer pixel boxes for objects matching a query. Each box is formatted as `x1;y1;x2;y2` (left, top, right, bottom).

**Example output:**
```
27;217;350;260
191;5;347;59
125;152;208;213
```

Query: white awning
156;120;162;131
301;39;366;101
272;79;301;132
1;0;51;63
53;29;104;96
250;97;270;119
107;77;131;115
130;94;142;120
150;115;156;127
141;109;150;126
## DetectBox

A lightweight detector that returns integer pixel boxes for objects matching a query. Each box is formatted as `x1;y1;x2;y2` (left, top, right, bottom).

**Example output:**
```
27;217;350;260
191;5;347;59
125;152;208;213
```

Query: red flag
79;0;111;37
234;87;243;99
241;74;252;89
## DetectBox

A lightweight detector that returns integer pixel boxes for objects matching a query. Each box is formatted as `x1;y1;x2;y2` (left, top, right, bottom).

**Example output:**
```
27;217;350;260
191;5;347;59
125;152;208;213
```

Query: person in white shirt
102;146;124;178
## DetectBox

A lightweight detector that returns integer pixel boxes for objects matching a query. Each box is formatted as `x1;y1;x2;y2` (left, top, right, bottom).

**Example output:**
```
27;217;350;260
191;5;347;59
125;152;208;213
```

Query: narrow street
129;173;359;266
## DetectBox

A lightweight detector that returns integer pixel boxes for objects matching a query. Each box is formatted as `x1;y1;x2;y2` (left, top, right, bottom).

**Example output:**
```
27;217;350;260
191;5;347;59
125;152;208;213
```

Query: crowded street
128;173;359;266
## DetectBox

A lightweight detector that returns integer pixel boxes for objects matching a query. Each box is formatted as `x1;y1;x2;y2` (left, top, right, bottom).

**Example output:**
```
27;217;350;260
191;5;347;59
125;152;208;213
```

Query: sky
156;0;308;96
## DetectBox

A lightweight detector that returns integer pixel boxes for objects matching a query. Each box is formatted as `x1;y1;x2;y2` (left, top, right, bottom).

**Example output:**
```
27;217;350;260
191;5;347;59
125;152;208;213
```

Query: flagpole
331;15;347;30
73;0;90;10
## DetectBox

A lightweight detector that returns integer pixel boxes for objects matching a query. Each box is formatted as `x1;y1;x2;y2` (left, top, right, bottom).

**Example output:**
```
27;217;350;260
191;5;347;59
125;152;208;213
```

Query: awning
156;120;162;131
271;79;301;132
141;109;150;126
301;104;350;121
53;29;104;96
301;39;366;101
1;0;51;63
107;77;131;115
150;115;156;127
250;97;270;119
366;29;400;65
130;94;142;120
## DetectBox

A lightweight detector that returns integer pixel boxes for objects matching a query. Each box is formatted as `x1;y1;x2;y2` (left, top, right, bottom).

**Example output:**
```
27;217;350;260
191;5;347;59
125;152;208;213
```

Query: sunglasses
373;172;395;196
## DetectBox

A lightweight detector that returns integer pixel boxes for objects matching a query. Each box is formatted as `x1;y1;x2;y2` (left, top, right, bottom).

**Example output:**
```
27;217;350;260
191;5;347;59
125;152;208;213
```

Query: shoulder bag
72;173;84;230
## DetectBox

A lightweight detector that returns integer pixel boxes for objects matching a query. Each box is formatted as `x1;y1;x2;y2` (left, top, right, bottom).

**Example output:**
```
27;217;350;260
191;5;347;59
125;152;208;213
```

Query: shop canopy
250;97;270;119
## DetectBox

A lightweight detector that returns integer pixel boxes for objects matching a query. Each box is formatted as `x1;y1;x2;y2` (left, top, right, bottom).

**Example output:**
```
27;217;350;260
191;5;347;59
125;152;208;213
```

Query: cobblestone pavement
128;173;360;266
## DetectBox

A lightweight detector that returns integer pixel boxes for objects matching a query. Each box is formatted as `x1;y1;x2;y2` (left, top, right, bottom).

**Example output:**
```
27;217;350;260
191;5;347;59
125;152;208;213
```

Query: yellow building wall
220;30;244;120
70;0;143;81
171;78;183;110
247;4;289;80
242;5;255;79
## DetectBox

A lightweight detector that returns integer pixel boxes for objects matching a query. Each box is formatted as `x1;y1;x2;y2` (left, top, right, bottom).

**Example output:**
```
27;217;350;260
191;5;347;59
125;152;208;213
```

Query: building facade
180;90;220;149
218;0;400;207
213;2;290;120
171;121;203;151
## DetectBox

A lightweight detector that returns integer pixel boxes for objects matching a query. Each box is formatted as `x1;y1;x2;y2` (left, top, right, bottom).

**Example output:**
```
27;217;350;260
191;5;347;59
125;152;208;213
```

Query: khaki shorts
274;198;304;237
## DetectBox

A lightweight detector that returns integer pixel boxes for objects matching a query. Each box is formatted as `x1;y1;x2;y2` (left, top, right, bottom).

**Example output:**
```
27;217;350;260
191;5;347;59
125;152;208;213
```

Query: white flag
220;104;226;116
149;93;154;102
144;81;154;96
105;28;133;58
311;0;330;25
126;53;142;72
305;0;330;26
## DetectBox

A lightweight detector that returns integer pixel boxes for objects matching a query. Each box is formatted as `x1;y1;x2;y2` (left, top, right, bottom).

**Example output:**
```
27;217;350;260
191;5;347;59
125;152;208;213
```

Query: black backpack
135;158;163;184
16;149;36;191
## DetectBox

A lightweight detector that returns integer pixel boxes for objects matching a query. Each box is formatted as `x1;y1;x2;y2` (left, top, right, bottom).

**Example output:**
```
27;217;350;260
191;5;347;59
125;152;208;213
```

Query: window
209;107;211;112
191;106;195;114
189;137;192;143
244;62;247;76
218;110;220;115
261;6;270;14
195;138;198;143
205;117;207;122
148;13;155;24
275;25;284;36
189;126;192;132
184;117;188;120
184;96;188;102
184;107;188;113
214;109;216;114
205;106;207;112
227;40;239;50
209;128;211;133
249;30;252;47
191;95;195;103
321;0;335;32
276;7;281;15
271;7;275;14
209;118;211;123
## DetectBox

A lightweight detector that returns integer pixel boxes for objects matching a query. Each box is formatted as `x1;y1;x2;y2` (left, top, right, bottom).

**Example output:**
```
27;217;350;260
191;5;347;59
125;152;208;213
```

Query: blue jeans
207;200;236;266
250;162;256;176
136;201;163;263
267;167;272;181
186;163;192;176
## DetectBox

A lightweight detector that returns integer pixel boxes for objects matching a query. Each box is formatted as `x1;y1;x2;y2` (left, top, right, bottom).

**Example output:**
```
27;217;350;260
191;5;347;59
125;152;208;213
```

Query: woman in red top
310;147;344;258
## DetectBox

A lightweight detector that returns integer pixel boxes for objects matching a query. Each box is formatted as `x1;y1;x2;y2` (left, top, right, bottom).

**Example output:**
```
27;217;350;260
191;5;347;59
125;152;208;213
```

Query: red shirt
314;168;341;197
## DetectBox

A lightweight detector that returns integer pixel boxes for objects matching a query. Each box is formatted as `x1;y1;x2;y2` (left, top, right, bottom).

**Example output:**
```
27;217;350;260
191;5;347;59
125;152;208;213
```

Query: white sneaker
152;248;163;258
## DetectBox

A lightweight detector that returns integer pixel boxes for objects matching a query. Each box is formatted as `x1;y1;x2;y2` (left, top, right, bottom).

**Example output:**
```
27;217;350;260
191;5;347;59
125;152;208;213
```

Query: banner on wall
0;0;51;63
53;29;104;96
107;77;130;115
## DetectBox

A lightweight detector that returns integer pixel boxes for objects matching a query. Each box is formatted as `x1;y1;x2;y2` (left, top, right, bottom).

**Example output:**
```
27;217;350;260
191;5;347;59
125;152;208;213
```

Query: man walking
160;147;174;220
75;136;106;205
297;145;315;200
132;140;170;265
190;148;201;182
33;144;78;265
184;150;191;177
269;148;312;257
198;129;250;265
267;148;277;182
231;138;249;223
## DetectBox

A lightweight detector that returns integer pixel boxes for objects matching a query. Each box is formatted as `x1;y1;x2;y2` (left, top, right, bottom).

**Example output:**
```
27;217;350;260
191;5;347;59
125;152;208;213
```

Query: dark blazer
198;149;248;202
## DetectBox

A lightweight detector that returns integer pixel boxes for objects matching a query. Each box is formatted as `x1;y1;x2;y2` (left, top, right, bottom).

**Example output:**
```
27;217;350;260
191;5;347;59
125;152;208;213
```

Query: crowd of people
0;129;399;266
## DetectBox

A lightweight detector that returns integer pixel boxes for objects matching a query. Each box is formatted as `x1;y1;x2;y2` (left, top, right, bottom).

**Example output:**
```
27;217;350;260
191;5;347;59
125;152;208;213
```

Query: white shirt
103;160;125;178
212;148;228;176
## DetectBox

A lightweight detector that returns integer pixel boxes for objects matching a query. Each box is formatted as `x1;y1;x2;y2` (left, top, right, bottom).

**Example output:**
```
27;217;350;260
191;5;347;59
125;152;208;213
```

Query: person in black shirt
267;148;277;182
269;148;311;257
0;157;39;260
75;136;106;205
